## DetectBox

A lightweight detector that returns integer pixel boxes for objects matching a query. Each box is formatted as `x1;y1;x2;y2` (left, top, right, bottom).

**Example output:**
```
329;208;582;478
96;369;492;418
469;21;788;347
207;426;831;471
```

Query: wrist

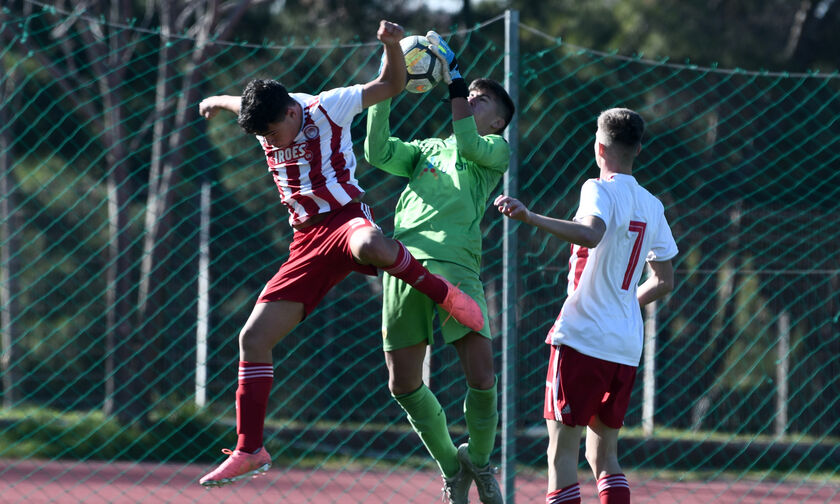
448;78;468;99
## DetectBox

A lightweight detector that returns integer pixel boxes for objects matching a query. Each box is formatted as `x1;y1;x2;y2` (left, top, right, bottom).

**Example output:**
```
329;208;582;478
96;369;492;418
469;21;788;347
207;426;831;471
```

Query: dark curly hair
237;79;296;135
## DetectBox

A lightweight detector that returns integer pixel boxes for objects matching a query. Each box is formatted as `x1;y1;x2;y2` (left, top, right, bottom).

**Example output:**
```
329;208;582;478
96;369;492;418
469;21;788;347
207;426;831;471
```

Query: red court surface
1;459;838;503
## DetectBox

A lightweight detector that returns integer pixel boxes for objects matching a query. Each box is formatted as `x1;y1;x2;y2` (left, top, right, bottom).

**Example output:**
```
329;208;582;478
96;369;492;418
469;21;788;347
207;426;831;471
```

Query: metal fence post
502;9;520;504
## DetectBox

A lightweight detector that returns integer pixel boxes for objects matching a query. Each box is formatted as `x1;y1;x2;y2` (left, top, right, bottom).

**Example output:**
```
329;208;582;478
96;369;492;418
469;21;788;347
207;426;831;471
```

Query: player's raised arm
495;194;606;248
427;32;512;172
361;20;406;108
198;95;242;119
426;31;469;121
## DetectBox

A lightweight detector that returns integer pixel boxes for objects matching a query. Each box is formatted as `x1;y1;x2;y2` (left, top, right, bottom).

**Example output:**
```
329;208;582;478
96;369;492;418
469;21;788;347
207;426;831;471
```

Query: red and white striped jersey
257;85;366;227
546;174;678;366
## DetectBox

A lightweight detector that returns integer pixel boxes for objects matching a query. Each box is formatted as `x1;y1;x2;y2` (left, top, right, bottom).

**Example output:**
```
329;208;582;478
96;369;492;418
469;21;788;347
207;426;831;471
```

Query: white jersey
546;173;678;366
258;85;366;227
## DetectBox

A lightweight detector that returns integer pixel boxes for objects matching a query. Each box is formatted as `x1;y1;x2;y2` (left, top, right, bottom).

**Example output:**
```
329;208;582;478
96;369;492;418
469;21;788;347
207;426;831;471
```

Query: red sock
235;361;274;453
598;474;630;504
382;241;447;303
547;483;581;504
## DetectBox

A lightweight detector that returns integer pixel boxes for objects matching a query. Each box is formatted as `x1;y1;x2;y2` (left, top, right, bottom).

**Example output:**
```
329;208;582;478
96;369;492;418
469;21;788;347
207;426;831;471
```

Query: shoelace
440;474;465;503
439;281;462;327
441;482;454;502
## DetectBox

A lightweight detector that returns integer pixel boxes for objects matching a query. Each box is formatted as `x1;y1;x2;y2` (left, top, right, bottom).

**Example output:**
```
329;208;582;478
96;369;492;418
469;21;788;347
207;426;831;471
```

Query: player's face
259;107;299;148
468;90;503;135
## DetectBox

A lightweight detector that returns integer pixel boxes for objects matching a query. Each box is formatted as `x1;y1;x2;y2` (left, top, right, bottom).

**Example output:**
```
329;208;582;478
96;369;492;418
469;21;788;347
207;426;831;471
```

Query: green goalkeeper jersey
365;99;510;274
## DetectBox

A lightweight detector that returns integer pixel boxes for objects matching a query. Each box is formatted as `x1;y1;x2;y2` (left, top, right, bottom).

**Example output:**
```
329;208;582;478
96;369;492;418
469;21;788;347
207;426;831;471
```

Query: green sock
393;384;459;478
463;377;499;468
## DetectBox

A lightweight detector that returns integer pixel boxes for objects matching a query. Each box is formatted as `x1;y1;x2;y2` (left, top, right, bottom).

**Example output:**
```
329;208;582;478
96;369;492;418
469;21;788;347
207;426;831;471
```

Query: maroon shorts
257;202;378;317
543;344;637;429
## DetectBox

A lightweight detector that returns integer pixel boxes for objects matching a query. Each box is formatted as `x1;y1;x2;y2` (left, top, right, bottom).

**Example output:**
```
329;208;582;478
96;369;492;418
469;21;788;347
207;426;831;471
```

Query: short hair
596;108;645;148
237;79;296;135
469;78;515;133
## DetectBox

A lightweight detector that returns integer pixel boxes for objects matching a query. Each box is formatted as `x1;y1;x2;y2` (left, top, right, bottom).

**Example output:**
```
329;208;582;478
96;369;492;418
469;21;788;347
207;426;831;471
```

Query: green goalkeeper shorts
381;259;491;351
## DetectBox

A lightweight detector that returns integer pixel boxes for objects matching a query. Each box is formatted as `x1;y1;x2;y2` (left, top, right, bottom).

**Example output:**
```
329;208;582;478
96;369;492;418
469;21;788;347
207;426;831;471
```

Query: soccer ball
400;35;443;94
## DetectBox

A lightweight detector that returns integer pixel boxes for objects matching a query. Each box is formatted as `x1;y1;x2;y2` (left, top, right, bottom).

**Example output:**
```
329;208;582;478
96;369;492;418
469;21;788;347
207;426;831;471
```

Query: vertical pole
642;299;657;436
502;9;520;504
0;69;18;408
196;181;211;407
422;345;431;387
775;311;790;436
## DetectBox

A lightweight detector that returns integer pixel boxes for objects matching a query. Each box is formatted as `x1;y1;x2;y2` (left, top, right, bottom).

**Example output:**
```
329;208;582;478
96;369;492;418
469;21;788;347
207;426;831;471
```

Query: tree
13;0;261;424
507;0;840;72
137;0;260;419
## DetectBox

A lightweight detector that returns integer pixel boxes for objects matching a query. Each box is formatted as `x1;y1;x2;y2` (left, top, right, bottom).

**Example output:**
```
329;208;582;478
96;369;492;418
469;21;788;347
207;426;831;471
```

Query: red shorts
543;344;637;429
257;202;378;317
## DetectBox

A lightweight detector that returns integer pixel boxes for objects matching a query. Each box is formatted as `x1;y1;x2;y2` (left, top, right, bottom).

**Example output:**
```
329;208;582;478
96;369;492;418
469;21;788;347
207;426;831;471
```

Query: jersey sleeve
647;208;679;262
574;179;611;225
319;84;365;126
452;116;509;174
364;99;421;178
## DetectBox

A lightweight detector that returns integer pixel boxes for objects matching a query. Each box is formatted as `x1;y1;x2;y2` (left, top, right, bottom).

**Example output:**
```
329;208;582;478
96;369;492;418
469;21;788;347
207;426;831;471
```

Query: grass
1;405;837;484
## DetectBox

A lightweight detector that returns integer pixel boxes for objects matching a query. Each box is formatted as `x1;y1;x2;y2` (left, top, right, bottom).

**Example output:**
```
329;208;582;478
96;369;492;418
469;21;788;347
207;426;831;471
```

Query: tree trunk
136;0;254;403
99;1;145;423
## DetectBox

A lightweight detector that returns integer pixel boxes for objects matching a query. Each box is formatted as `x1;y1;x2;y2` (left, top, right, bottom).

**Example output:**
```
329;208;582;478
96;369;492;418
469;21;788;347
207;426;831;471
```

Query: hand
425;30;462;83
199;97;223;120
494;194;530;223
377;20;404;45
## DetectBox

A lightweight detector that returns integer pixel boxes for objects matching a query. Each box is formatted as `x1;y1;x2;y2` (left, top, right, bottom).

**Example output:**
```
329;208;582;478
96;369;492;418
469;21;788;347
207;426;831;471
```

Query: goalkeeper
364;31;514;504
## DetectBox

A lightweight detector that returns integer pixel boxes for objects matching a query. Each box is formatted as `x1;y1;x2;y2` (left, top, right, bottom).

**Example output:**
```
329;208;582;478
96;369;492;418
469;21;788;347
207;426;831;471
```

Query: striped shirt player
259;85;365;227
195;20;484;489
495;108;676;504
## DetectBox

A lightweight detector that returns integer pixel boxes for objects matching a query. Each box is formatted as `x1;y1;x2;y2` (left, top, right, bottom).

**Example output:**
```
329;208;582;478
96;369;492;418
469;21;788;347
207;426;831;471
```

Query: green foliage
1;3;838;502
0;404;230;462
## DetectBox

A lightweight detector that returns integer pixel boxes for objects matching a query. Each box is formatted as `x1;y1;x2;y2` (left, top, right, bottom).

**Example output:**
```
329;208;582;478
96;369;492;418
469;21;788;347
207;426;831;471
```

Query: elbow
580;237;600;249
662;276;675;294
456;146;479;162
385;77;405;99
363;141;388;166
579;231;603;249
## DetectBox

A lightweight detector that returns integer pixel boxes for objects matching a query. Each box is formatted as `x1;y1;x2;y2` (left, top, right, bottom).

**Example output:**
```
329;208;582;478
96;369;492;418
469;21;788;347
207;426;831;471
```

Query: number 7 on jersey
622;221;647;290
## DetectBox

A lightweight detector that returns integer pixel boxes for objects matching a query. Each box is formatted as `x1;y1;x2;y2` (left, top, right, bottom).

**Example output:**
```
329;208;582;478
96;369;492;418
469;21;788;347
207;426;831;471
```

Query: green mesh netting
1;4;838;503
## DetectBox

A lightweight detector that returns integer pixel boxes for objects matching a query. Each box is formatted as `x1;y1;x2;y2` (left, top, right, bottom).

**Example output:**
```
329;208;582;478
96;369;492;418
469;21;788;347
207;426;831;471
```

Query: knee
239;326;270;356
389;375;423;397
350;228;394;266
585;445;616;476
548;439;574;469
466;368;496;391
584;444;599;471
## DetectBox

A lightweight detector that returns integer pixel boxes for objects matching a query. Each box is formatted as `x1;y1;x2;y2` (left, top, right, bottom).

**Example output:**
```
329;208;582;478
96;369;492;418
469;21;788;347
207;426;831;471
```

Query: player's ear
490;116;505;133
598;142;607;157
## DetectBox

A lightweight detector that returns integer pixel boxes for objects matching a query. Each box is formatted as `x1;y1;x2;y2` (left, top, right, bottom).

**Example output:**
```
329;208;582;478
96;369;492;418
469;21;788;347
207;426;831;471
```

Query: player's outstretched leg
457;443;503;504
199;447;272;487
351;227;484;331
